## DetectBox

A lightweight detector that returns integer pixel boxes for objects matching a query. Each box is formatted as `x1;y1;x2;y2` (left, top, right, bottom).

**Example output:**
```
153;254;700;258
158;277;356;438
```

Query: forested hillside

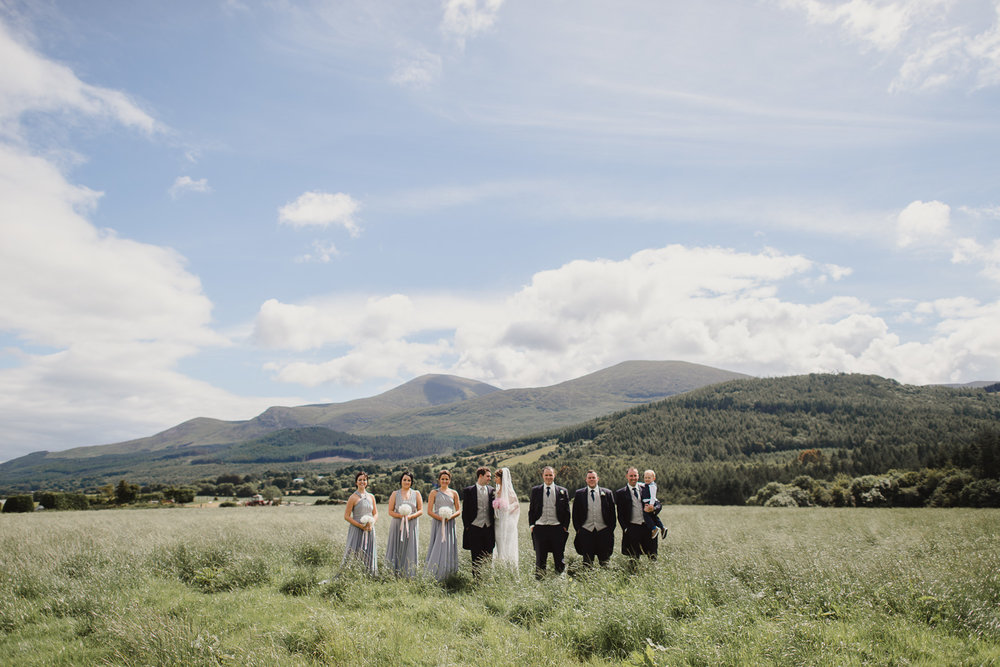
446;374;1000;506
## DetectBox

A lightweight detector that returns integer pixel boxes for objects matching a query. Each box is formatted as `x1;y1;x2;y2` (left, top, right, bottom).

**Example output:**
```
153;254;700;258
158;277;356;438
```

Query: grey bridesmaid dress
385;489;421;577
425;489;458;580
343;491;377;574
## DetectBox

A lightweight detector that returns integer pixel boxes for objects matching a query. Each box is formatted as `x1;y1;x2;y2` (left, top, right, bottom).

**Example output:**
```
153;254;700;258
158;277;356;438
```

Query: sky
1;0;999;462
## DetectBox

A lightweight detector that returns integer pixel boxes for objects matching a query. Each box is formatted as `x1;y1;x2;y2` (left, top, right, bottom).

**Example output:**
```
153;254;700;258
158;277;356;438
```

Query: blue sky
1;0;999;461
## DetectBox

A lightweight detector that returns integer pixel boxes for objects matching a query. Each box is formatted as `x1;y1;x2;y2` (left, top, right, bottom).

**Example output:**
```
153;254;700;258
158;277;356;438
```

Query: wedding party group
341;465;666;580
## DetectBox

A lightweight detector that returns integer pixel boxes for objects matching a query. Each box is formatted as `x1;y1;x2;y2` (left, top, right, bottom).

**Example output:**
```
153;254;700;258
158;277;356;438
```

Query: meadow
1;505;998;666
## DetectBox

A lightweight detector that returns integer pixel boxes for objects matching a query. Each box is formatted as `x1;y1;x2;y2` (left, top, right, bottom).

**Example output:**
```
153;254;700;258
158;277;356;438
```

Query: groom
528;465;570;578
462;466;495;578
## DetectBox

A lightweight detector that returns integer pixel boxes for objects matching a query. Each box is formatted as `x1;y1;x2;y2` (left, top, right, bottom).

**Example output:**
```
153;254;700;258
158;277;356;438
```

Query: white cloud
896;199;950;247
390;48;443;88
894;199;1000;282
0;145;220;352
951;237;1000;282
169;175;210;199
958;204;1000;219
251;244;998;389
441;0;505;47
966;4;1000;88
0;19;158;136
0;343;293;458
266;338;454;387
783;0;916;51
781;0;1000;92
278;191;361;236
891;27;968;92
387;179;547;211
294;239;340;263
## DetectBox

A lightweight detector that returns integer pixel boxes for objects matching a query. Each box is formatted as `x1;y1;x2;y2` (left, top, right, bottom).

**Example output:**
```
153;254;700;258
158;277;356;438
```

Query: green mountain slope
0;360;747;489
50;374;501;459
352;360;750;438
479;373;1000;504
38;360;743;460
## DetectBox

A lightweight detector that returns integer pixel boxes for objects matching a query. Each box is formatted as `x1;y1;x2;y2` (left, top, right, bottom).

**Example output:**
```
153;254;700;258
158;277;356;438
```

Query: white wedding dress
493;467;520;568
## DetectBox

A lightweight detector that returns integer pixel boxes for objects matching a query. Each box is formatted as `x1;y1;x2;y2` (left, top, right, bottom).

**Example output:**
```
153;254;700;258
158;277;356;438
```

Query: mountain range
0;360;748;488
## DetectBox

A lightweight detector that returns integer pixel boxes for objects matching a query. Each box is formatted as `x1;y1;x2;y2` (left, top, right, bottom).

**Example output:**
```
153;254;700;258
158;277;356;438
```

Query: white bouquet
398;503;413;541
437;506;454;540
359;514;374;549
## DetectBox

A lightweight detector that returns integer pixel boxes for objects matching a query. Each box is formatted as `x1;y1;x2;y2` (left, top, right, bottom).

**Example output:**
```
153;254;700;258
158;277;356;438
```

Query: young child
641;469;667;539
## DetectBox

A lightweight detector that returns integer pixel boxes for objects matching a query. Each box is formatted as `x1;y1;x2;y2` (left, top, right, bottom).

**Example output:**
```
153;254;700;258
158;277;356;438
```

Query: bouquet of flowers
359;513;374;549
399;503;413;541
492;498;508;510
437;506;454;539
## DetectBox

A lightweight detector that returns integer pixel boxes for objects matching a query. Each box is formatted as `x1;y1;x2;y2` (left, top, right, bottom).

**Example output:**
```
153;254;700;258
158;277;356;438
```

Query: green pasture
1;506;998;665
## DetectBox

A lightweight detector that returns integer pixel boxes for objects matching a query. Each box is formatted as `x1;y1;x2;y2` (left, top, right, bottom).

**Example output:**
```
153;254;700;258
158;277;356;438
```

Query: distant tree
234;483;256;498
164;487;196;504
35;491;90;511
798;449;825;466
260;486;282;503
98;484;115;503
114;480;139;504
2;494;35;513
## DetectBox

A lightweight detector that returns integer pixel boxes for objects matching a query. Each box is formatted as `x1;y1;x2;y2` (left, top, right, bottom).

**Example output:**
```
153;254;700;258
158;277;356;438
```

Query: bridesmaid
425;469;461;580
343;471;378;574
385;471;423;577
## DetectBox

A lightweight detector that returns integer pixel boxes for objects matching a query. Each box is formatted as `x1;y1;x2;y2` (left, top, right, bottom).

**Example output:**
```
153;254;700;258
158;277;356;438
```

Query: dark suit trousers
576;527;613;566
532;524;568;574
642;511;665;531
622;523;658;559
465;524;494;569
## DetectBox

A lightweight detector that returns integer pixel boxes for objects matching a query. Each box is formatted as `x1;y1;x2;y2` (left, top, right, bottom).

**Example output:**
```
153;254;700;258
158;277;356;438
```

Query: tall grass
1;506;998;665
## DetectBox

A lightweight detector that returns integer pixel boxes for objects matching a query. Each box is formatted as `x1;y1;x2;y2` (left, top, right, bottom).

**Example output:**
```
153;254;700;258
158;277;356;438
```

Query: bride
492;467;520;567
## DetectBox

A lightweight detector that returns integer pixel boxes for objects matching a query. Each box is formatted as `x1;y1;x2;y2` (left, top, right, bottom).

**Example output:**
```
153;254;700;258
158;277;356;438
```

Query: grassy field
1;505;998;666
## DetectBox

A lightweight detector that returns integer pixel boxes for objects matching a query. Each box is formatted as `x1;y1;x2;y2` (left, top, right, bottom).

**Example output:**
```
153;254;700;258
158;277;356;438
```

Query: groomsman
615;467;657;561
528;466;571;578
572;470;616;567
462;467;495;577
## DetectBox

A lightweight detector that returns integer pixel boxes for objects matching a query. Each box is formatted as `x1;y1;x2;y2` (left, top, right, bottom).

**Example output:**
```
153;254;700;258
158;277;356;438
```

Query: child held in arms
642;469;667;539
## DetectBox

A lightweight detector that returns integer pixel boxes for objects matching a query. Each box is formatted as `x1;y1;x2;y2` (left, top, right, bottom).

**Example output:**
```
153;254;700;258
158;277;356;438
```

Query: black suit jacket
614;485;644;531
528;484;570;529
571;486;616;532
461;484;495;550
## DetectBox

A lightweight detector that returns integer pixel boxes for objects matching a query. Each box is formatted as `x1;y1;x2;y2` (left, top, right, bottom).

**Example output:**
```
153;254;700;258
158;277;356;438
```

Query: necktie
590;489;595;501
546;487;550;497
633;488;638;500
